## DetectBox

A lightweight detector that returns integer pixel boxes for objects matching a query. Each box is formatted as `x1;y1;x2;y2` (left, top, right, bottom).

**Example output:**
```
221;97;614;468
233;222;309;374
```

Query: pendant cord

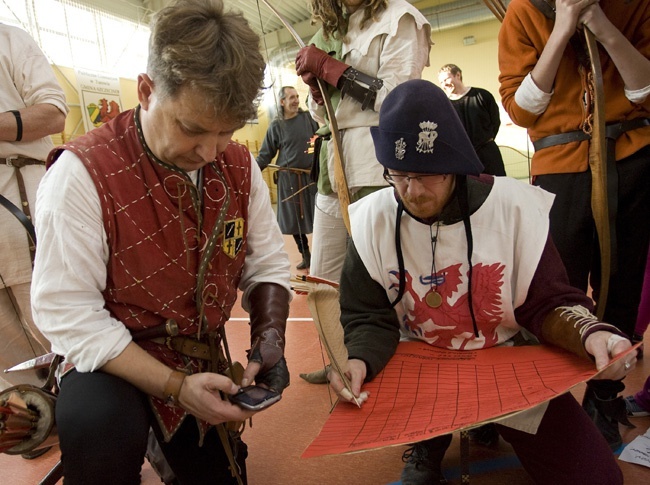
457;175;479;338
392;177;478;337
390;199;405;309
429;221;441;294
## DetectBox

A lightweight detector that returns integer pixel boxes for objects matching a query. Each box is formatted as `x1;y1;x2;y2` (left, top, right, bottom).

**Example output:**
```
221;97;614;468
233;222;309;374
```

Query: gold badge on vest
223;218;245;259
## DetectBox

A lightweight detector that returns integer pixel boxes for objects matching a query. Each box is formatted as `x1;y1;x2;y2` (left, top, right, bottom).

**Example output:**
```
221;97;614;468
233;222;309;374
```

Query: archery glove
246;283;290;392
296;45;349;88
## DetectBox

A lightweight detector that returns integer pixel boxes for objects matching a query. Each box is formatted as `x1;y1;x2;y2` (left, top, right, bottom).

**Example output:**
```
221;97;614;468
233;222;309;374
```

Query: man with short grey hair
31;1;291;483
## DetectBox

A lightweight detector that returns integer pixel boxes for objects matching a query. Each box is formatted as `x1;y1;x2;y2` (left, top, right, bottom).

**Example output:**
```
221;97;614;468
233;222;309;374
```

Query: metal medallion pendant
426;291;442;308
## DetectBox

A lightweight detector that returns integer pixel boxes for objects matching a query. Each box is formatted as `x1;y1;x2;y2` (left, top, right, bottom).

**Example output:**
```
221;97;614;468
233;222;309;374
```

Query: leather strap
532;117;650;151
0;193;36;253
605;117;650;140
13;165;36;263
532;130;591;151
163;370;186;407
0;157;46;167
150;335;212;360
216;423;244;485
150;334;230;375
1;156;45;263
339;67;384;111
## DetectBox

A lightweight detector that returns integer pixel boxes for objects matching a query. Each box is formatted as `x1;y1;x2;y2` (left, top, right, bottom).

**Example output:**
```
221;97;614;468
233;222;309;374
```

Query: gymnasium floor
2;234;649;484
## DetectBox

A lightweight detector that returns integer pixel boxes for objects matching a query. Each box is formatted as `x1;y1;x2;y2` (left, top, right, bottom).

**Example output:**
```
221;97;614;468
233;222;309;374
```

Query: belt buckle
6;155;18;167
165;336;174;350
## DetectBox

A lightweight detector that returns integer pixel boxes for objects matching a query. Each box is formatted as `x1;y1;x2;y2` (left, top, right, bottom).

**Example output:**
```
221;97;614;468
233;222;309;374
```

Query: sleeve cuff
625;83;650;104
514;72;553;115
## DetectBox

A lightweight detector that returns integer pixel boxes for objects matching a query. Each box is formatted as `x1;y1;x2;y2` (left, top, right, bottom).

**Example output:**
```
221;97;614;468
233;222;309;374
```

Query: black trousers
292;233;309;254
534;145;650;339
476;140;506;177
56;370;247;484
421;394;622;484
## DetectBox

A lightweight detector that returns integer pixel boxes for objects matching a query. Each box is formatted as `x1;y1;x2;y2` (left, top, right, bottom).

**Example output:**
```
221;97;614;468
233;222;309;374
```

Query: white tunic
309;0;431;196
350;177;555;350
0;24;68;286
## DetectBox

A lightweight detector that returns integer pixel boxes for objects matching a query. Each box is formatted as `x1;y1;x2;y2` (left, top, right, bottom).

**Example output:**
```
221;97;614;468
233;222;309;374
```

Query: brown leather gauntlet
247;283;290;373
540;305;620;360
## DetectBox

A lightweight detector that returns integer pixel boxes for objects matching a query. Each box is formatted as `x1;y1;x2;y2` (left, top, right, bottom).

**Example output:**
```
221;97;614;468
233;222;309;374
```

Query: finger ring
624;361;631;370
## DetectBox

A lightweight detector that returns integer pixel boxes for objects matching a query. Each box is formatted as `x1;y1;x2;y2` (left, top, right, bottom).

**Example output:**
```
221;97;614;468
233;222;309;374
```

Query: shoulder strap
0;193;36;245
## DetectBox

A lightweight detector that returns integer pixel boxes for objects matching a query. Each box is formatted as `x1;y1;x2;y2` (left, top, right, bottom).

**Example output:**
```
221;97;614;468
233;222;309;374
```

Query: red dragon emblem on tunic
389;262;505;349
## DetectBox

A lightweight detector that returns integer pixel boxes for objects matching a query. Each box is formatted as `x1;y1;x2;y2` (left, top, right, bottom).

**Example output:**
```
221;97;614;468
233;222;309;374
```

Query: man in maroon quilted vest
30;1;292;483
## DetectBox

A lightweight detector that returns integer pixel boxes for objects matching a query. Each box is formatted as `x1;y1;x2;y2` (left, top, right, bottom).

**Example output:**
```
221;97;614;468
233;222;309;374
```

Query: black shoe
582;387;635;451
400;436;451;485
296;251;311;270
21;446;52;460
468;423;499;447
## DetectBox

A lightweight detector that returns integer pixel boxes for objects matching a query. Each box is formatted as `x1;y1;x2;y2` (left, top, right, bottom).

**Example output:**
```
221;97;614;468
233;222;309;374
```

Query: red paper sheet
302;341;639;458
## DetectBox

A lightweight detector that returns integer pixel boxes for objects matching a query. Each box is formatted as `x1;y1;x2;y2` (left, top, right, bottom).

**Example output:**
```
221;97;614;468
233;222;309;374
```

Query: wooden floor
2;235;650;484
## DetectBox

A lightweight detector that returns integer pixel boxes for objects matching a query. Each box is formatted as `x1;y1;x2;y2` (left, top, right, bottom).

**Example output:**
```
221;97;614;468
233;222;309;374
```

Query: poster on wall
76;69;123;132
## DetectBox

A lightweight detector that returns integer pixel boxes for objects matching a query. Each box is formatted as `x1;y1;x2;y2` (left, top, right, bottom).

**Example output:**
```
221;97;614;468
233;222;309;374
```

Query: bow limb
481;0;506;22
584;27;610;320
259;0;352;234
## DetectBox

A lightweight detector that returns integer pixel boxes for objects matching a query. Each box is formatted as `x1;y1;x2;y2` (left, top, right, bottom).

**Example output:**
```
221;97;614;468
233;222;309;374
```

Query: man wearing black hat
327;79;634;484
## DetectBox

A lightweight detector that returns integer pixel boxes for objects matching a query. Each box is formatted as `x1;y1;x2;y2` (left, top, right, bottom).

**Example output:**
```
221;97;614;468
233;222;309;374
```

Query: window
0;0;149;79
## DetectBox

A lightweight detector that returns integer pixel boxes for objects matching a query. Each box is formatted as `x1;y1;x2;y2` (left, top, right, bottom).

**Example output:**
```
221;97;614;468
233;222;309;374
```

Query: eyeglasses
383;172;448;187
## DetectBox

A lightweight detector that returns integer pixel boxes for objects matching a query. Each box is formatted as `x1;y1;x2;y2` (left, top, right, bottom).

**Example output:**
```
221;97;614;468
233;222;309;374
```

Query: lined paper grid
302;342;639;458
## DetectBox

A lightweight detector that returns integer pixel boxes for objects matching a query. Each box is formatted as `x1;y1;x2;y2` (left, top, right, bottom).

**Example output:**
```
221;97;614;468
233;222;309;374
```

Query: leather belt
604;117;650;140
532;117;650;151
150;333;228;375
0;156;46;168
532;130;590;151
151;336;212;360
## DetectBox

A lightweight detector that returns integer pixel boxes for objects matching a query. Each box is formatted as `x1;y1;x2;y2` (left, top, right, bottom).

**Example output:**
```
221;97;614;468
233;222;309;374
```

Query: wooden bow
482;0;507;22
259;0;358;408
583;28;609;320
259;0;352;234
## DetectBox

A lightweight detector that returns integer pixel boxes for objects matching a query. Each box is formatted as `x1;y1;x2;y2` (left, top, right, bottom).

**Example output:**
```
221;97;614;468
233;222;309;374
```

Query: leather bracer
540;305;622;360
247;283;290;372
339;67;384;111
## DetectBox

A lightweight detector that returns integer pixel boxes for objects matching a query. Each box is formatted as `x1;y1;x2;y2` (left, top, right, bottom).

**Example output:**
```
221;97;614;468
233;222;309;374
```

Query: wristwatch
163;370;187;407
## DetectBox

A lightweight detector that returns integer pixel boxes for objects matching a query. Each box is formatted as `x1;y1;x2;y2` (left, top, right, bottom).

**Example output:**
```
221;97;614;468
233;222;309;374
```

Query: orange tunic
498;0;650;175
